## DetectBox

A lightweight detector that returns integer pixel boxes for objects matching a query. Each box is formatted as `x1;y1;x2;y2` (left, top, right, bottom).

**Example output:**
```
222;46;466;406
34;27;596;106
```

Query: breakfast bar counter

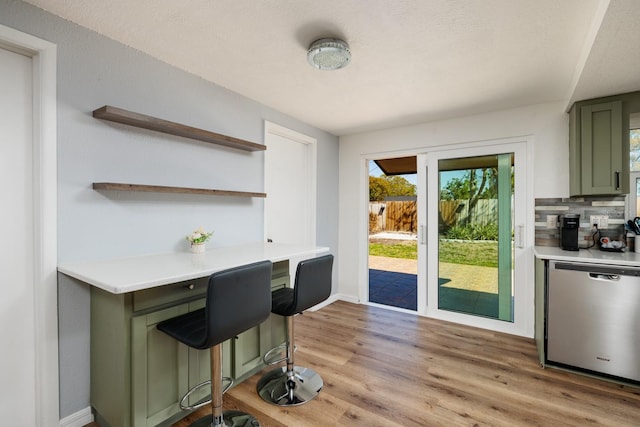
58;242;329;294
58;242;329;427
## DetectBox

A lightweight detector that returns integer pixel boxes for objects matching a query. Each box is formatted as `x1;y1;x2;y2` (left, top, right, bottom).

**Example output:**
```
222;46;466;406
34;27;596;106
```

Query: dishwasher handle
554;261;640;277
589;273;620;281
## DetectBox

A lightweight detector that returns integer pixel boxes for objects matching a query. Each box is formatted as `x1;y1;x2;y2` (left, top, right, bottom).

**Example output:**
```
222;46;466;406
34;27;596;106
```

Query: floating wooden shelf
93;105;266;152
93;182;266;198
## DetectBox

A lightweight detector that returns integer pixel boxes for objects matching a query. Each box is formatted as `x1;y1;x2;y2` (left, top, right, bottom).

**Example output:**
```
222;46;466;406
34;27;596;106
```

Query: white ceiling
23;0;640;136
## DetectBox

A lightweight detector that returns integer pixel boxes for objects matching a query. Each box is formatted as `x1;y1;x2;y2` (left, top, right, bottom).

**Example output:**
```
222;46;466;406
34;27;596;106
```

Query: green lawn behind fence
369;240;498;268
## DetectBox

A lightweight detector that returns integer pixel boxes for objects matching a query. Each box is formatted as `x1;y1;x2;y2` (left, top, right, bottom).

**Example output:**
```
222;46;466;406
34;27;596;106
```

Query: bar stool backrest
290;254;333;315
201;260;273;349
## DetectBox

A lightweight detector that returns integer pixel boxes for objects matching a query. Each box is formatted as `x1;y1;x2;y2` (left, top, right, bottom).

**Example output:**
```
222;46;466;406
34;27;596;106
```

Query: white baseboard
334;293;360;304
309;293;359;311
60;406;93;427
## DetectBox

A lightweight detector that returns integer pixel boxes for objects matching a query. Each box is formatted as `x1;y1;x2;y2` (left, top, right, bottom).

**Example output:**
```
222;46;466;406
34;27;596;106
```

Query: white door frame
359;137;534;337
263;121;317;247
0;24;58;425
418;136;534;337
360;150;419;309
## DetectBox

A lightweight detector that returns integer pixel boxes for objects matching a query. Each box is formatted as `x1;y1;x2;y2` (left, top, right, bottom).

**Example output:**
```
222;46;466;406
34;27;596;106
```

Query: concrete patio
368;255;500;317
369;255;498;293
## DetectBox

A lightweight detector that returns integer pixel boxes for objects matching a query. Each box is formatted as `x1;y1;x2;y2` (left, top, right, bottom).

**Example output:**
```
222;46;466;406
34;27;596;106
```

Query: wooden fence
369;201;416;233
369;199;499;233
439;199;498;228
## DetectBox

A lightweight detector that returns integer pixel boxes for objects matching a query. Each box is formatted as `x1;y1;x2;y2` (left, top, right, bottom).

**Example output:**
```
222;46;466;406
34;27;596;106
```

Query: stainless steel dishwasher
547;260;640;382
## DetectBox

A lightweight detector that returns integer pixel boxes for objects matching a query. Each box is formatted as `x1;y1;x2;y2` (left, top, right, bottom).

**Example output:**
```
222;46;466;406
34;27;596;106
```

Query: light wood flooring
89;300;640;426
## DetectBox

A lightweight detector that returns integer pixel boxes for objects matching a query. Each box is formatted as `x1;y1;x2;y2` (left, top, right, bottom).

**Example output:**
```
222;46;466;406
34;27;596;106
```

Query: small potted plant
186;226;213;253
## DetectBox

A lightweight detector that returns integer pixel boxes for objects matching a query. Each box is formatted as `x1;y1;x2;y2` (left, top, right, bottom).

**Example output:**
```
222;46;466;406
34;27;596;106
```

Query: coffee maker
560;214;580;251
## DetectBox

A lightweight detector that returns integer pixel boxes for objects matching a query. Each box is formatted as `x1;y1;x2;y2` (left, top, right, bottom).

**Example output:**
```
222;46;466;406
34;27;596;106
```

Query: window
630;128;640;172
629;113;640;218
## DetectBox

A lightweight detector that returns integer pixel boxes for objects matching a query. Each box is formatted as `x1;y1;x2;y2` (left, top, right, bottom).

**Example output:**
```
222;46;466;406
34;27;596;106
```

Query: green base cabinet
534;258;546;367
87;260;289;427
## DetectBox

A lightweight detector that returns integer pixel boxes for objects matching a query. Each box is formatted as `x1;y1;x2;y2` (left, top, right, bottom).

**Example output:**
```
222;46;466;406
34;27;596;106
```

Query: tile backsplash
535;196;627;248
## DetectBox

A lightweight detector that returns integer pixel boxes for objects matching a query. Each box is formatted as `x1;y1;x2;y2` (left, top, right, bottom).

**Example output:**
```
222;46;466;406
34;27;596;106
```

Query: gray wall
0;0;339;418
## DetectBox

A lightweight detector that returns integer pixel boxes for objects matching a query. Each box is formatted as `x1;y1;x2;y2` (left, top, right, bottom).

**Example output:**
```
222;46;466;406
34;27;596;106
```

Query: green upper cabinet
569;94;637;196
570;99;627;195
581;101;625;194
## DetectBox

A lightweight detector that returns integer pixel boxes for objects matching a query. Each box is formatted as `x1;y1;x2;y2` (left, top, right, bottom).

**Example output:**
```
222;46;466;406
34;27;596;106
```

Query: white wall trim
59;407;94;427
0;24;59;426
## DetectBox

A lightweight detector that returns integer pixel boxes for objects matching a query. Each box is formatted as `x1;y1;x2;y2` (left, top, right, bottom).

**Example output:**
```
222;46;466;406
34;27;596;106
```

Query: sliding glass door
437;154;513;321
417;140;530;335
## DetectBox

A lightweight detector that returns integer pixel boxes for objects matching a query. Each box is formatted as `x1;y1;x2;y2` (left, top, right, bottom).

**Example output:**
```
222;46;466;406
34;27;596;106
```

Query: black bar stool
256;254;333;406
157;260;272;427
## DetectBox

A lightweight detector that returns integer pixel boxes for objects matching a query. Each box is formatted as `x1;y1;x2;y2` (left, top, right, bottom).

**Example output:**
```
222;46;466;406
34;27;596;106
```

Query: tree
466;169;492;221
369;176;390;201
369;175;416;201
441;168;497;225
441;169;495;201
386;175;416;197
440;176;468;200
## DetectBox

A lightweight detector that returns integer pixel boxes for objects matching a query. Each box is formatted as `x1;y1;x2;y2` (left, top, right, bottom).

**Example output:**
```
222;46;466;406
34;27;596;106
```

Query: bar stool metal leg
190;344;260;427
256;315;323;406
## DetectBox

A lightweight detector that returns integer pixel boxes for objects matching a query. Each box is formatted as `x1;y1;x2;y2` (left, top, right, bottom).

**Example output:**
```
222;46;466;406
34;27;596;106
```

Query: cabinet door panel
147;329;184;416
131;304;189;427
234;325;263;378
581;101;623;194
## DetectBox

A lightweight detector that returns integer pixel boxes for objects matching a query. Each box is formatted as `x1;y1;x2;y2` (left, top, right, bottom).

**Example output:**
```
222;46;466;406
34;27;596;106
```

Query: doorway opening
368;156;417;311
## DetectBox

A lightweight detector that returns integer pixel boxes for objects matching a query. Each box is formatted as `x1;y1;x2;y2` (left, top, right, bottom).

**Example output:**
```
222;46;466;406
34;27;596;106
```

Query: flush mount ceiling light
307;37;351;71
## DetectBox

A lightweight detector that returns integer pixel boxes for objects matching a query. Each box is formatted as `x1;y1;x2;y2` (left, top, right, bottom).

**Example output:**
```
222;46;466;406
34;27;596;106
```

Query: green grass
369;240;498;268
369;241;417;259
438;240;498;267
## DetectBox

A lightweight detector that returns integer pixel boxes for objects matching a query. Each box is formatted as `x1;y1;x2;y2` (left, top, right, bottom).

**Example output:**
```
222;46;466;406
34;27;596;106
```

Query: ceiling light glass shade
307;38;351;70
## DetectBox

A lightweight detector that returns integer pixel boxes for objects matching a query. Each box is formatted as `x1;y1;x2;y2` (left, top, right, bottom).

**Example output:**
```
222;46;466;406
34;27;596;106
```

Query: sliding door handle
515;224;525;248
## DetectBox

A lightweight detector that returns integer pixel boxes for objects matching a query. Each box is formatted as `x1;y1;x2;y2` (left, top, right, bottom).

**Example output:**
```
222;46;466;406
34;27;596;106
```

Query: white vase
190;243;206;253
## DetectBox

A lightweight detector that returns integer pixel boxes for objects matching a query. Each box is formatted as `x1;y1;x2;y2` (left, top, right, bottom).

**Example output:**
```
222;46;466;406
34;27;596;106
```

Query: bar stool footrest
262;343;296;365
179;376;234;411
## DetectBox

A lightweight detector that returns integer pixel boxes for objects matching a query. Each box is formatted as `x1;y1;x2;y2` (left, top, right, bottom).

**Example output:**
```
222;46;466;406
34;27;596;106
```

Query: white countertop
58;242;330;294
534;245;640;266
